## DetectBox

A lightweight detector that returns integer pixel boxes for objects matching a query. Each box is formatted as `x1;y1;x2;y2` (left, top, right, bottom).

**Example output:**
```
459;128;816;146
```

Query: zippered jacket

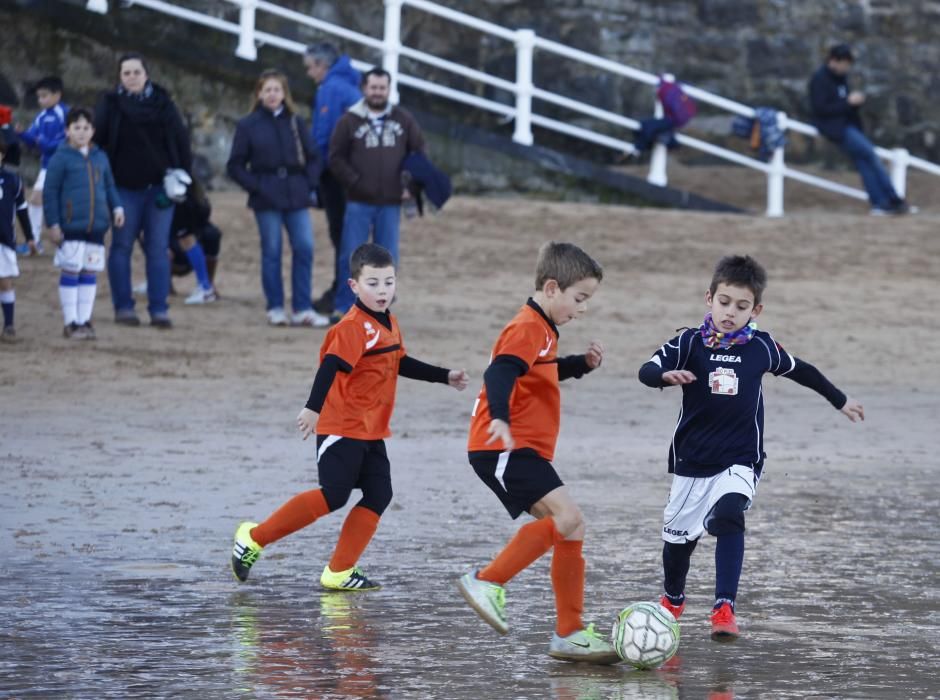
43;143;122;243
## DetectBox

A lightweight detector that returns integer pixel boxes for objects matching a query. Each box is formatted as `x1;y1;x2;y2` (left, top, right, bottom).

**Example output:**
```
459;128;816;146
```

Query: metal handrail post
235;0;258;60
890;147;909;199
647;80;668;186
86;0;108;13
383;0;403;104
513;29;535;146
766;111;787;217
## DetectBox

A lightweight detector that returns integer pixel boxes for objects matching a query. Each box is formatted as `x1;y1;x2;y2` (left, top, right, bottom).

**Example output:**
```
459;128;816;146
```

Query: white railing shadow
87;0;940;216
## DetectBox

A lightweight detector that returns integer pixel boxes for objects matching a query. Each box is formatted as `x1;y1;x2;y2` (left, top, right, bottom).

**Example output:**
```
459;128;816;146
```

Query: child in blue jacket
17;76;69;254
43;108;123;339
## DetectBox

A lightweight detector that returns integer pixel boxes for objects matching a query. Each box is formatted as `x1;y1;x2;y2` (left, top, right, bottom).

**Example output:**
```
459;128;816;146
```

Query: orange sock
251;489;330;547
329;506;381;571
551;538;584;637
479;516;557;585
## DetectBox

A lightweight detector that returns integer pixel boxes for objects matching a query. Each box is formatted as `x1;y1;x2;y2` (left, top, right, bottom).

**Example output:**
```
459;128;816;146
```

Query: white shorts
54;241;106;273
0;244;19;278
662;464;759;544
32;168;47;191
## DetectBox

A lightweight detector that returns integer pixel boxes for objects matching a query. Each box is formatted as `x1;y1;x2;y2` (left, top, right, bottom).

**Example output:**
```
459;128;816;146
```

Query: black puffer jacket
808;65;863;142
227;105;322;211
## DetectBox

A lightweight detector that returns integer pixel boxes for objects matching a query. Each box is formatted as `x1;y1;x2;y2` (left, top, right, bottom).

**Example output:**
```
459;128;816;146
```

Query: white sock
59;273;79;325
77;273;97;324
28;203;43;244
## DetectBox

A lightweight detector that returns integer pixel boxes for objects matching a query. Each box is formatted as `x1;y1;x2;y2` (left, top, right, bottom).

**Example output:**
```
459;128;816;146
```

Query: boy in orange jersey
458;241;618;664
231;243;469;590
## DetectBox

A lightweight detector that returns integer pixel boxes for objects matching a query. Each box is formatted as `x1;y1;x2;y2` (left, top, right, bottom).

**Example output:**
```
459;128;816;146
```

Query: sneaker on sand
267;308;289;326
1;326;15;342
184;286;218;305
80;321;96;340
710;602;739;643
231;521;262;582
291;309;330;328
150;314;173;329
659;594;685;620
114;309;141;326
456;570;508;635
320;565;381;591
548;623;621;664
63;322;86;339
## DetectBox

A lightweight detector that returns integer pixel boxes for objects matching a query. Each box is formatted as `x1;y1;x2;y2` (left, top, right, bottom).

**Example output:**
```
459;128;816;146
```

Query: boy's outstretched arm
298;354;352;439
781;357;864;422
638;357;696;388
397;355;469;390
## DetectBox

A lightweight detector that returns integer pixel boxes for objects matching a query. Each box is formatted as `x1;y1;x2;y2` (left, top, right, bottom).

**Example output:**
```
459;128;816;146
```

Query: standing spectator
94;53;191;328
304;43;361;316
17;76;69;255
328;68;425;318
227;69;328;327
808;44;909;215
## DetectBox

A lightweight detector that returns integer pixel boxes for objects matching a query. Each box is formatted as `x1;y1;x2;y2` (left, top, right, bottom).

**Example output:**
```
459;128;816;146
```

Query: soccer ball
611;601;680;669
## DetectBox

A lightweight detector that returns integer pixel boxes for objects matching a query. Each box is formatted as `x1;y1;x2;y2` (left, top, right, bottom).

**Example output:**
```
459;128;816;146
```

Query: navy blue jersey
640;328;845;478
0;167;27;249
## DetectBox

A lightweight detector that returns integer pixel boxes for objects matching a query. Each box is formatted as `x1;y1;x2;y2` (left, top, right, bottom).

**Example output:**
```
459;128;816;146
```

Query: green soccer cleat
457;570;508;635
320;565;381;591
548;623;621;665
231;521;262;582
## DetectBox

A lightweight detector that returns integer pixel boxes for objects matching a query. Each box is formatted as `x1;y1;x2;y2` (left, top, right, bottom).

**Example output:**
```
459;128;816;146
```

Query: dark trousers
319;168;346;293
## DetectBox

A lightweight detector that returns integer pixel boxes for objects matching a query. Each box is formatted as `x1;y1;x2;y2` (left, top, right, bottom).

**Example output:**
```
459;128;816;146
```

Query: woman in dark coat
227;69;326;327
94;52;191;328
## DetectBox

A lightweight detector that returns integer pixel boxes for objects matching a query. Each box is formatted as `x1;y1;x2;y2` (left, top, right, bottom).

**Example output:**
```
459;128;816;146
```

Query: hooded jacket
312;56;362;163
43;143;122;243
328;99;425;206
808;65;863;142
19;103;69;168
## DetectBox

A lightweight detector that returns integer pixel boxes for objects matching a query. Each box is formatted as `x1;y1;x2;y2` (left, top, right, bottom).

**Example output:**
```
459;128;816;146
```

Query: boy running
231;243;469;590
458;241;619;664
0;138;36;340
638;255;864;642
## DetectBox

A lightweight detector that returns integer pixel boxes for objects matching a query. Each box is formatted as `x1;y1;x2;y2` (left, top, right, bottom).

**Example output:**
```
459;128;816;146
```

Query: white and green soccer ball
611;601;680;669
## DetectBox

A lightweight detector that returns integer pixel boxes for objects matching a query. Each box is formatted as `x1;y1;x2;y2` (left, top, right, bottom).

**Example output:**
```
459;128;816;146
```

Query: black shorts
469;448;564;519
316;435;391;512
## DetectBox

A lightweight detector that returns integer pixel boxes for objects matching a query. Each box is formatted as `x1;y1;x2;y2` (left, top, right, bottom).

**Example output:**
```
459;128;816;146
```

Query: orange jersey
468;300;561;460
316;304;406;440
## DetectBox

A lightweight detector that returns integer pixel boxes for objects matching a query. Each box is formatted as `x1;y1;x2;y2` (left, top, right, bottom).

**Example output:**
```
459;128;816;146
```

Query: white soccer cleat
457;570;508;635
184;286;218;305
548;623;621;665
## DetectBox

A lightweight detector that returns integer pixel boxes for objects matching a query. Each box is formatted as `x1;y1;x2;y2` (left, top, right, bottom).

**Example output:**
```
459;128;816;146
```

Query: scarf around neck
699;313;757;349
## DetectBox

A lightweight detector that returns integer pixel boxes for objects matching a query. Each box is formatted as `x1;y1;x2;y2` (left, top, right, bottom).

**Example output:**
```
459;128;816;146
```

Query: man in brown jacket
328;68;425;316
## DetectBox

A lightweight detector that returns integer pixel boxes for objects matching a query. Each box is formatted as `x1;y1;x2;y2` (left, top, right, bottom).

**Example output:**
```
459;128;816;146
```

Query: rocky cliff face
3;0;938;185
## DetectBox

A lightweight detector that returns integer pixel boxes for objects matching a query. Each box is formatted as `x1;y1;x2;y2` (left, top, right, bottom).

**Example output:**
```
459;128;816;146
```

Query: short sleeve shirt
468;300;561;461
316;304;406;440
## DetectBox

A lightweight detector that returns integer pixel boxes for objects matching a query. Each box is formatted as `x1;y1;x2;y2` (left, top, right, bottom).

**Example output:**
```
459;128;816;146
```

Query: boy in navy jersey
638;255;864;642
0;138;36;340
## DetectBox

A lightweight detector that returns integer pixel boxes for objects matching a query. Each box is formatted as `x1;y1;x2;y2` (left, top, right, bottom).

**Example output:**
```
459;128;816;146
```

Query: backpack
657;78;697;128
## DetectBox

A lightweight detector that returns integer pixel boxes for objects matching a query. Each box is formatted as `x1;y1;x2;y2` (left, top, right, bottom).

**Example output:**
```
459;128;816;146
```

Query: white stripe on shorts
317;435;342;463
494;451;510;489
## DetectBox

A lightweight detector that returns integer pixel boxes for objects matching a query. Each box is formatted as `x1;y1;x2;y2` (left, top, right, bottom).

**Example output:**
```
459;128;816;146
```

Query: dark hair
361;67;392;87
66;107;94;127
828;43;854;62
35;76;64;94
709;255;767;304
117;52;150;79
350;243;395;279
535;241;603;291
305;42;338;67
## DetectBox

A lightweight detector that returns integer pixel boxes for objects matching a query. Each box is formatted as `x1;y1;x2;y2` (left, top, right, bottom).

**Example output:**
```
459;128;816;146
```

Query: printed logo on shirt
538;334;553;357
364;321;380;350
709;367;739;396
709;353;742;363
664;527;690;537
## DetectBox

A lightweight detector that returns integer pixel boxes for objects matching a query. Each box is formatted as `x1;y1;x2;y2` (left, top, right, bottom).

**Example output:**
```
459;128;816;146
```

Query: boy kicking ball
638;255;864;642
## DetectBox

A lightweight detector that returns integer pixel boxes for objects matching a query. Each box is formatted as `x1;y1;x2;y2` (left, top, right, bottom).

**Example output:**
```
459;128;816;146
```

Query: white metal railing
86;0;940;216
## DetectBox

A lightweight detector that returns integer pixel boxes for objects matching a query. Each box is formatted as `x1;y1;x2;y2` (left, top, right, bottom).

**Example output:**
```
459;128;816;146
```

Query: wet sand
2;193;939;698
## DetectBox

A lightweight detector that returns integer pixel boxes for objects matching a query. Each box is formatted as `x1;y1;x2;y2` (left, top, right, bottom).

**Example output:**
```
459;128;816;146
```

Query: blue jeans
109;186;174;316
253;209;313;312
334;202;400;313
840;125;900;209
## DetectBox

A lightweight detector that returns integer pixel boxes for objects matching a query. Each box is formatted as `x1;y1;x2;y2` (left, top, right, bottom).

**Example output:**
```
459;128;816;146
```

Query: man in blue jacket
305;43;361;314
808;44;909;215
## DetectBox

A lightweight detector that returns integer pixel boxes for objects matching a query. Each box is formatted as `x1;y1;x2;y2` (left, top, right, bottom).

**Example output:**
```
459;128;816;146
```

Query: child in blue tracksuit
43;108;123;339
17;76;69;253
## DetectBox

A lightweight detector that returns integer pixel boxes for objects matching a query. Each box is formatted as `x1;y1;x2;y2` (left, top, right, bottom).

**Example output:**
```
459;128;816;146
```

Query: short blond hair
534;241;603;291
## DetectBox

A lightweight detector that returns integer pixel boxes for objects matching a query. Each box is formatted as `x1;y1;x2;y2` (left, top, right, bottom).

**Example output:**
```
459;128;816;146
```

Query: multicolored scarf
699;313;757;349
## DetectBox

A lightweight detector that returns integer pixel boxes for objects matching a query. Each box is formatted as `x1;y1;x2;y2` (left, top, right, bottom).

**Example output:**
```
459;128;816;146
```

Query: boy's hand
448;369;469;391
48;225;63;246
486;419;514;451
662;370;696;385
296;407;319;440
840;397;865;423
113;208;125;228
26;240;38;255
585;340;604;369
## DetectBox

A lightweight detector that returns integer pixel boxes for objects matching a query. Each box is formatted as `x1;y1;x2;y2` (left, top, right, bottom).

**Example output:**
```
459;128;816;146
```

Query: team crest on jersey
709;367;739;396
363;321;380;349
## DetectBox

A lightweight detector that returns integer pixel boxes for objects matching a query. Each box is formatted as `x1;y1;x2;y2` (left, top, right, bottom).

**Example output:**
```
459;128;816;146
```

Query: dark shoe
115;310;141;326
81;321;96;340
1;326;15;342
63;322;86;339
150;314;173;329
